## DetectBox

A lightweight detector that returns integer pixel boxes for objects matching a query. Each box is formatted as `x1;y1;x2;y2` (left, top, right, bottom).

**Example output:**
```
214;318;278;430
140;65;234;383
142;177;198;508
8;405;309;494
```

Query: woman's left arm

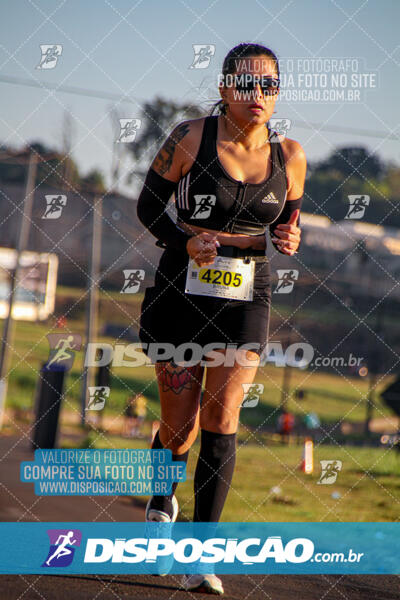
269;139;307;256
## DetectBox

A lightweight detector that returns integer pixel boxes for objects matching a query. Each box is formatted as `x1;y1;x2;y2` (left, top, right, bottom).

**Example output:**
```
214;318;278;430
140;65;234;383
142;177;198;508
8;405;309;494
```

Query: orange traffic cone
300;437;314;474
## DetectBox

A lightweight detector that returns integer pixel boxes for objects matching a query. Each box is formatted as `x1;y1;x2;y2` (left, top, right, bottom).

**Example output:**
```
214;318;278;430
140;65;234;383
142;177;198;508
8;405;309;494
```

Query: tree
0;141;81;189
60;110;78;187
124;96;203;185
305;148;400;226
313;146;385;180
80;169;106;193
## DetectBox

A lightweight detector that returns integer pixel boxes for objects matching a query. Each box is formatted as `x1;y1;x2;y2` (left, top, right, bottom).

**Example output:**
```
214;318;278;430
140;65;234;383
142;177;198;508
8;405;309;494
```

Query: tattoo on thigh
158;361;200;395
153;123;190;175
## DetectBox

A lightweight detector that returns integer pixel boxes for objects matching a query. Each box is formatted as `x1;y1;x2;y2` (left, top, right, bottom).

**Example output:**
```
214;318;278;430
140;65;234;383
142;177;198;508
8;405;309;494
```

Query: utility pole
365;307;384;438
80;193;102;426
280;324;294;413
280;280;300;412
0;151;38;429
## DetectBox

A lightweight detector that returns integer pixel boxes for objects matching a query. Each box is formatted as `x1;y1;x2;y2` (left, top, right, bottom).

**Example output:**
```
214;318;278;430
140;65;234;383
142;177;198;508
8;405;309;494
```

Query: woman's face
219;55;279;125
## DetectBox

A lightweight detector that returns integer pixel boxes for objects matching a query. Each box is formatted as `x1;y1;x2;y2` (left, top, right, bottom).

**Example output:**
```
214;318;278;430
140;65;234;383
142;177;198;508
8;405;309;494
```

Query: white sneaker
181;573;224;595
145;495;179;576
145;495;179;523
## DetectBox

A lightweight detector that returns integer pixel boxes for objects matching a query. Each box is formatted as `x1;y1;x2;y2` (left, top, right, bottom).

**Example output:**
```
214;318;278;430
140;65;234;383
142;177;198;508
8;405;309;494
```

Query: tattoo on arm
153;123;190;176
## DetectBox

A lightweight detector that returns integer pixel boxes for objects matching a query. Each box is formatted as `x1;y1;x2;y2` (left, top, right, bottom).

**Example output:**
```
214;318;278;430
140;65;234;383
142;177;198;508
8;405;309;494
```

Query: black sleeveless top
174;115;288;236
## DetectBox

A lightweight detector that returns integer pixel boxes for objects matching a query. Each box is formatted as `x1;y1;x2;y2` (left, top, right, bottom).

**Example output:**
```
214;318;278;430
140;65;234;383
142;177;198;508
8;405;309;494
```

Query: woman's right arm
136;122;193;252
137;121;219;265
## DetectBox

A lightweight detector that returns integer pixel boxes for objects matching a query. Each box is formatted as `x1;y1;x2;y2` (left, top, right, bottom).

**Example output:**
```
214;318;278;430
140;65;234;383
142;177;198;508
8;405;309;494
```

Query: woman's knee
199;402;240;434
159;420;199;453
199;417;239;435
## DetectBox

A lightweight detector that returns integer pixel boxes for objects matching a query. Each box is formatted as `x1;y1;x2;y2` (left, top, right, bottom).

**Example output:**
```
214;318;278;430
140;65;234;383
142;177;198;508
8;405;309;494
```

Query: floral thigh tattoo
158;361;202;395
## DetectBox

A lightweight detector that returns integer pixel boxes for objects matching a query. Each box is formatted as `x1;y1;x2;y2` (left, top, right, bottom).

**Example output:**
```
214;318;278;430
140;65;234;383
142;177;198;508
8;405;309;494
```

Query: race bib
185;256;254;301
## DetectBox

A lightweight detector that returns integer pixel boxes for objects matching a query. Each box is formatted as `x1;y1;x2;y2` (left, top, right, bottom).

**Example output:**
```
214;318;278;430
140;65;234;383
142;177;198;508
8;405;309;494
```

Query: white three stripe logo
177;172;190;209
261;192;278;203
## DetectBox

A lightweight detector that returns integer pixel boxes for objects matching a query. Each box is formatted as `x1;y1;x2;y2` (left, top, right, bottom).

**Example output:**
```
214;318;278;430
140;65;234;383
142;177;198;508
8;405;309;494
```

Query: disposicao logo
42;529;82;567
83;535;315;564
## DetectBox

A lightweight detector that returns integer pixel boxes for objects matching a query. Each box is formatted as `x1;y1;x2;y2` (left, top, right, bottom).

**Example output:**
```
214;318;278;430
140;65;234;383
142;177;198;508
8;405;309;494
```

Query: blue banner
0;522;398;574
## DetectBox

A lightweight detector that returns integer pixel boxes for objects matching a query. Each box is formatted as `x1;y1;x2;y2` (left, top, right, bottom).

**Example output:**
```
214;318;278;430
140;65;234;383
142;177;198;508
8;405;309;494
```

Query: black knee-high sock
148;429;189;517
193;429;236;522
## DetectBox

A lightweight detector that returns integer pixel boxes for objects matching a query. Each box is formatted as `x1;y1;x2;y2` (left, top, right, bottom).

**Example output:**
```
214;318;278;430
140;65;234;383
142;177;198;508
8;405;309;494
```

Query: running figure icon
118;119;140;142
121;270;144;293
190;45;214;69
87;386;108;410
275;269;298;293
345;195;370;220
317;460;343;484
37;45;62;69
45;531;77;566
43;195;65;219
46;335;76;369
190;195;216;219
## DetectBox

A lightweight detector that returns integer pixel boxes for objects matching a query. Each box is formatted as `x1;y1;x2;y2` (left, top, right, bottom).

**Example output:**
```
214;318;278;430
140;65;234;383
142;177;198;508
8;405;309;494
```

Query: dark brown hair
210;42;280;115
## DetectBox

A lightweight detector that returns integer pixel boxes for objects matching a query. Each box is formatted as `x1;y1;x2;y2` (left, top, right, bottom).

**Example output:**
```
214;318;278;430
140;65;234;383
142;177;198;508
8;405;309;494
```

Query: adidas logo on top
261;192;278;204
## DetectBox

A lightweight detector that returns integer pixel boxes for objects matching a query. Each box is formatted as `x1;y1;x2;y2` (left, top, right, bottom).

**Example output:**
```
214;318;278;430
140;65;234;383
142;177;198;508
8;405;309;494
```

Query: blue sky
1;0;399;196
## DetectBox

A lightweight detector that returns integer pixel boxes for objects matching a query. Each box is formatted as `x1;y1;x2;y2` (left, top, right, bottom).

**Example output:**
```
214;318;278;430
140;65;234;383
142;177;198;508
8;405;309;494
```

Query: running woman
137;42;306;595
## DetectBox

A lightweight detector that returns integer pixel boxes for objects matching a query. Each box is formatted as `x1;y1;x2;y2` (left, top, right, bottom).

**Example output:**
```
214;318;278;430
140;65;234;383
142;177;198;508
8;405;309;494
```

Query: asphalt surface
1;573;400;599
1;434;399;599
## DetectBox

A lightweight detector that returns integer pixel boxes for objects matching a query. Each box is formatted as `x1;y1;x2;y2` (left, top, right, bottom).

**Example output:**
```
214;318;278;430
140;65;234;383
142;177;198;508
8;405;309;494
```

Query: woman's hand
186;232;220;267
247;234;266;251
177;221;266;252
271;209;301;256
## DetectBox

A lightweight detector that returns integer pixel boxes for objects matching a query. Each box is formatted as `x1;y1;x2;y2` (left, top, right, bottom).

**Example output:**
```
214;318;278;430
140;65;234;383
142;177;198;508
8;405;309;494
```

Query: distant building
0;182;163;288
2;181;400;296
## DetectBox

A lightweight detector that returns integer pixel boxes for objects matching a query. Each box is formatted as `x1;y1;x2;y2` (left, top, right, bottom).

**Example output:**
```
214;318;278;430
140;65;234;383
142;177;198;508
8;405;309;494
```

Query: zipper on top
229;181;248;232
238;180;248;215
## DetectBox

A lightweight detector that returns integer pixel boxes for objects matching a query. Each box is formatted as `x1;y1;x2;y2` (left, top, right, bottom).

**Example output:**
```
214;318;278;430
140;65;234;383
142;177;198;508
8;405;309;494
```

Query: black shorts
139;248;271;362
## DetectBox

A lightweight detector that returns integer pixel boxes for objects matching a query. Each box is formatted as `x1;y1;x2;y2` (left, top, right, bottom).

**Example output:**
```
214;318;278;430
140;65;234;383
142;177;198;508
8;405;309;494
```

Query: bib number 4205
199;268;242;287
185;256;255;301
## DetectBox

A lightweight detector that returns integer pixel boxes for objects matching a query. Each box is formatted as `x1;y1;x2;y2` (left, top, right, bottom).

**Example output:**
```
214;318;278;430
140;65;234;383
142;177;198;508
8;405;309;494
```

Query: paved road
1;573;400;599
1;435;399;599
